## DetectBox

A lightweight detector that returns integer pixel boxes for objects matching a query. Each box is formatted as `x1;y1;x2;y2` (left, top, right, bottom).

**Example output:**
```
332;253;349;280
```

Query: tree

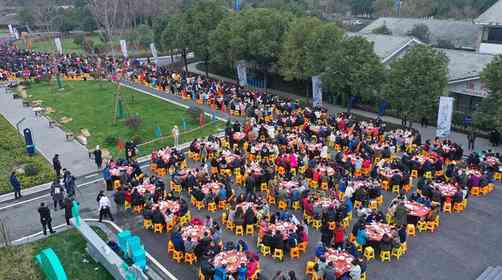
186;0;229;77
161;14;191;72
209;13;246;68
129;24;153;50
407;24;431;44
351;0;374;16
401;0;433;17
304;22;345;77
279;16;323;82
88;0;123;57
385;45;449;125
474;55;502;131
210;8;292;86
373;0;395;17
16;7;34;26
322;35;385;107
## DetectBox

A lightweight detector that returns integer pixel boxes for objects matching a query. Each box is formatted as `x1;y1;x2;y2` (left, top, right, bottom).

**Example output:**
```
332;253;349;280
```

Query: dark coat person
93;146;103;169
10;171;22;199
52;154;62;178
38;202;55;235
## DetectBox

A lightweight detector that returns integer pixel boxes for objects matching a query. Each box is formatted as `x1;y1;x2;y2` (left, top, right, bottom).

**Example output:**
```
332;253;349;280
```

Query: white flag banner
54;38;63;55
150;43;158;64
14;29;19;40
236;61;247;87
120;40;128;58
312;75;322;107
8;24;13;34
436;96;454;138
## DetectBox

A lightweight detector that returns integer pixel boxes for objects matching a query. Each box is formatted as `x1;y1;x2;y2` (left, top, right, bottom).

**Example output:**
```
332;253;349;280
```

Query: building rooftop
437;48;495;82
359;17;481;50
475;0;502;26
347;33;419;62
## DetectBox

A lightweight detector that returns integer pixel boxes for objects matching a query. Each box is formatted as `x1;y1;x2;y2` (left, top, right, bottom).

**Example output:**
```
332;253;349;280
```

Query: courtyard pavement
0;78;501;280
0;86;97;176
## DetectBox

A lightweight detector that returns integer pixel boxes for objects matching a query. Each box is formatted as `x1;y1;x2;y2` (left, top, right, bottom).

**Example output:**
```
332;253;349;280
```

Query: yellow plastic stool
380;250;391;262
235;225;244;236
364;246;375;261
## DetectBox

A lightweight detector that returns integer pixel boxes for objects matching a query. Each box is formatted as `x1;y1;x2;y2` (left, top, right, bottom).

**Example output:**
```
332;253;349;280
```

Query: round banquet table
181;224;210;243
323;248;354;277
431;182;458;197
135;183;156;195
264;221;298;239
202;182;224;195
364;222;397;242
403;200;431;218
212;250;248;273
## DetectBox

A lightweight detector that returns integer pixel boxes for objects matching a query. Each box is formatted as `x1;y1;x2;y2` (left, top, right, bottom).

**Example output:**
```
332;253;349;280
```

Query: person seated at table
224;240;236;251
286;229;298;252
171;228;185;252
131;188;145;207
334;224;345;249
142;205;153;220
216;186;227;204
236;193;246;204
272;230;284;251
315;241;326;258
246;255;259;279
379;234;393;252
356;227;368;248
237;239;248;252
151;206;164;225
323;262;337;280
213;264;227;280
262;229;274;248
244;207;256;227
200;253;215;278
184;236;195;253
233;207;245;226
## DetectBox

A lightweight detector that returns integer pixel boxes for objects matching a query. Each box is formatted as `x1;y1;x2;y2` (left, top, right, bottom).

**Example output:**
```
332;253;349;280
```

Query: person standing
468;131;476;151
102;164;113;191
93;145;103;169
98;194;114;222
10;171;22;199
64;197;73;226
38;202;55;235
52;154;62;178
50;179;64;211
172;125;180;149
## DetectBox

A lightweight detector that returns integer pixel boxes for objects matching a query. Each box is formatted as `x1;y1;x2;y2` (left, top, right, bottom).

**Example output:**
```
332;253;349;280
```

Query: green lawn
0;227;113;280
23;80;224;158
0;115;53;194
15;35;103;54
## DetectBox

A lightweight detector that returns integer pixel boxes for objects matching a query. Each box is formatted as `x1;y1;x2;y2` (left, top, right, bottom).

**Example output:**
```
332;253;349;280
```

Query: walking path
187;62;502;154
0;86;96;176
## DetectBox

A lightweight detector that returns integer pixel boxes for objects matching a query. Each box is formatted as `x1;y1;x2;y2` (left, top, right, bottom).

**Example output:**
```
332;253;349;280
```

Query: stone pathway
0;86;97;177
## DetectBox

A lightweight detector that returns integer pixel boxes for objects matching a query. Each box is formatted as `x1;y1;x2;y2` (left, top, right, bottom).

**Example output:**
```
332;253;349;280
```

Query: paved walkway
0;86;96;176
187;62;502;154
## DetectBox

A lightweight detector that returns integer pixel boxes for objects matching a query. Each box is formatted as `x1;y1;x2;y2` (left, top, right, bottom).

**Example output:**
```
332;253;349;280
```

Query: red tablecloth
158;200;180;215
202;182;224;195
365;222;397;241
135;183;155;195
431;182;458;197
324;249;354;277
181;224;209;243
212;250;248;273
403;200;430;218
265;221;298;239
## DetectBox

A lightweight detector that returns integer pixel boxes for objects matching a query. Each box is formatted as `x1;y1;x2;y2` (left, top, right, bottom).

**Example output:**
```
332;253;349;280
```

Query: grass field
0;227;113;280
0;115;53;194
23;80;224;158
15;35;102;54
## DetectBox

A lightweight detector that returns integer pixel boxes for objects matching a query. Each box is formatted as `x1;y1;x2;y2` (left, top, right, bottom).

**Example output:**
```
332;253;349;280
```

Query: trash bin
23;128;35;156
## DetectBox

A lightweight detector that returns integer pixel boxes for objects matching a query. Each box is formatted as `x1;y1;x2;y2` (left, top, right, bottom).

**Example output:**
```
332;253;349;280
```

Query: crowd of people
1;44;501;280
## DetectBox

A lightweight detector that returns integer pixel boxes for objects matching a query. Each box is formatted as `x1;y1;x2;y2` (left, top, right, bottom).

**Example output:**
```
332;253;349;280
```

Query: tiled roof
359;17;481;50
436;48;495;81
347;32;418;62
475;0;502;25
